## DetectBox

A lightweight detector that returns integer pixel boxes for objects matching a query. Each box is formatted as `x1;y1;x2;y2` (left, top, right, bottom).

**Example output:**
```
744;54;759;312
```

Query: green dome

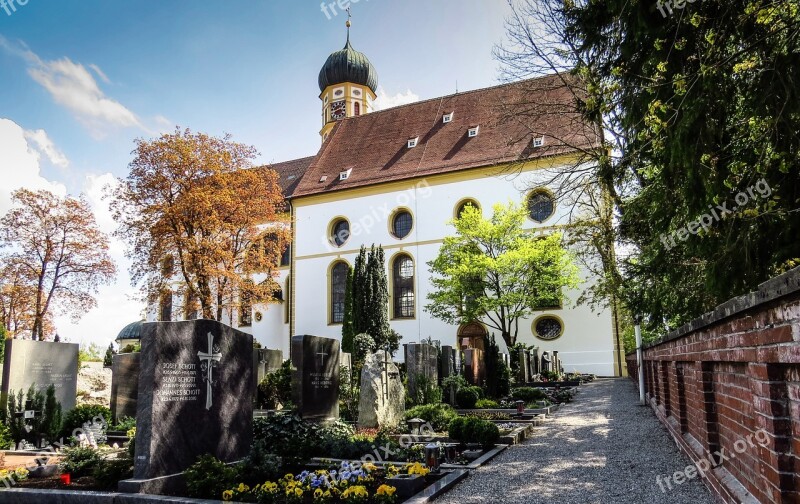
116;321;143;341
318;38;378;93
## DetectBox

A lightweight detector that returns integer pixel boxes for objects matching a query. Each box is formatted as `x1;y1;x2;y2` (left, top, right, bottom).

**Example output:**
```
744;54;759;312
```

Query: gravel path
435;378;714;504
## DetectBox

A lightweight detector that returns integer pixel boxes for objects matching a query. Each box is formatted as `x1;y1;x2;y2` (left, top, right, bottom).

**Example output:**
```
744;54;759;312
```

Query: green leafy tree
426;202;579;348
341;266;355;353
0;326;6;363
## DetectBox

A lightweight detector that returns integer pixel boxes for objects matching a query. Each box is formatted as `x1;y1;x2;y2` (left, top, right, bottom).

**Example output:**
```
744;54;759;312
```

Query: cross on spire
346;7;352;43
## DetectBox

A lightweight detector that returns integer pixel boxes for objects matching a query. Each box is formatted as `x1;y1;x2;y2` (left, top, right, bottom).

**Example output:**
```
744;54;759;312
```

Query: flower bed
221;461;437;503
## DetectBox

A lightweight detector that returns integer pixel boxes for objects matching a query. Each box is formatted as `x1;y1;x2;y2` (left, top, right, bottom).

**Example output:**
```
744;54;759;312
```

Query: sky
0;0;514;348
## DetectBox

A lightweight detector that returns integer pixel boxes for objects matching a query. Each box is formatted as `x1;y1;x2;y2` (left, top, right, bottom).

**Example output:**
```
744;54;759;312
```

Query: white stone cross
317;350;328;367
197;332;222;410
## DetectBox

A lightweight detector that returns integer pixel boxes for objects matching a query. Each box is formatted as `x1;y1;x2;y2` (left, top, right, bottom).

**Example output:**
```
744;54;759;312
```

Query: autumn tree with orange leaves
0;189;116;341
111;128;289;322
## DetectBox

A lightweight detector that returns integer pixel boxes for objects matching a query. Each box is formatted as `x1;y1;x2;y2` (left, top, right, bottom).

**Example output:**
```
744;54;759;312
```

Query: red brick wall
626;269;800;503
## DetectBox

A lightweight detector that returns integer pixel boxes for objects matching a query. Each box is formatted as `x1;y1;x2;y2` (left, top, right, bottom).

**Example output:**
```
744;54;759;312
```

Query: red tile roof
254;156;316;198
290;74;600;199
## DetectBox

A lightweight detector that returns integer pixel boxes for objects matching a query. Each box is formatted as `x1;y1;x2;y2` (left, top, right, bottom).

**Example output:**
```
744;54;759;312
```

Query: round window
456;199;480;219
528;191;555;223
533;316;563;341
330;219;350;247
392;211;413;239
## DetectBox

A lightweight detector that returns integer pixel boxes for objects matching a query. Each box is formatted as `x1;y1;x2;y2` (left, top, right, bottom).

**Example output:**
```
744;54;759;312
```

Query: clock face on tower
331;100;346;120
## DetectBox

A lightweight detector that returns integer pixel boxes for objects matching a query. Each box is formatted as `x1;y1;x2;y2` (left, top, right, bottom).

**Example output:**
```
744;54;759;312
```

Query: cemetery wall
626;267;800;504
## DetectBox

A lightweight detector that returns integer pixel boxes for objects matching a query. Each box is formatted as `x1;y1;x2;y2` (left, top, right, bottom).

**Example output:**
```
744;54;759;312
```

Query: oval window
392;211;413;239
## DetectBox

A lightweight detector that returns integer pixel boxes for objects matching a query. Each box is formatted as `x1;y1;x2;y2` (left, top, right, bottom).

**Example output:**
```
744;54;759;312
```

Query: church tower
318;17;378;141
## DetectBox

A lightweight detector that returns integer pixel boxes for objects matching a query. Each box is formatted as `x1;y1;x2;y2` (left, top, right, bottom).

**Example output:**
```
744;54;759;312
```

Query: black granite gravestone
404;343;439;398
291;335;339;421
252;349;284;400
122;320;253;493
2;340;78;412
110;352;140;422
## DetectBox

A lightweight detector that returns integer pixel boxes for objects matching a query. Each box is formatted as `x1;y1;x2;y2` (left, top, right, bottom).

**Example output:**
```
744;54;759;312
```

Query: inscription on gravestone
292;335;340;421
123;320;253;492
1;340;78;413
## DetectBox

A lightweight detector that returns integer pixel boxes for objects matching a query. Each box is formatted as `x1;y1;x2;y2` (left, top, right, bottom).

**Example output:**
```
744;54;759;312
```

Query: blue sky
0;0;513;347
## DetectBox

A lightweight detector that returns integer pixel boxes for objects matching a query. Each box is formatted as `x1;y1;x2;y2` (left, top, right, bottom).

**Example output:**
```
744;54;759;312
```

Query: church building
142;26;624;377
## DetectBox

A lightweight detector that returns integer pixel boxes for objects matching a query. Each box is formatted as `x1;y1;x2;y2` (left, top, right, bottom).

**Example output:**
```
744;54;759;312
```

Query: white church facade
141;31;624;376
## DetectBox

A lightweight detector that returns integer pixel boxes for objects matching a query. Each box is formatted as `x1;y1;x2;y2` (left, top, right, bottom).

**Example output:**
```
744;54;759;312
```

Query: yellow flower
222;490;233;501
237;483;249;492
363;462;378;472
295;487;304;497
377;484;397;496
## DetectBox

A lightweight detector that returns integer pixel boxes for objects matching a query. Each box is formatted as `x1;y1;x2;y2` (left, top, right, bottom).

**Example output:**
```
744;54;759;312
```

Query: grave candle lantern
424;443;440;472
60;473;71;485
407;418;425;436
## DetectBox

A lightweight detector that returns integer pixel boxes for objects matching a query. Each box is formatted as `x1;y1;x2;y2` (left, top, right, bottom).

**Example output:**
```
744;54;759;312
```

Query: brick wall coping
626;266;800;355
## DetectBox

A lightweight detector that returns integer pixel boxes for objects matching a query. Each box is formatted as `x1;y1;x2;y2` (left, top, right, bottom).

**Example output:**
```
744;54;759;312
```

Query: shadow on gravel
434;379;714;504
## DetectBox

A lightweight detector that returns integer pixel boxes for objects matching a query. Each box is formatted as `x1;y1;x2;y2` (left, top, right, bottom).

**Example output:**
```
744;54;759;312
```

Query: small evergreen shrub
59;446;102;477
475;398;500;409
404;403;458;432
448;417;500;448
455;387;481;409
92;457;133;489
184;454;239;499
511;387;546;402
61;405;111;439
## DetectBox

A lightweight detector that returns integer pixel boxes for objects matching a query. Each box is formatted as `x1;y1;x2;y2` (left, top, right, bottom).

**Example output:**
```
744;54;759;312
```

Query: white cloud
23;128;70;168
373;86;420;111
0;35;142;137
0;118;67;214
88;63;110;84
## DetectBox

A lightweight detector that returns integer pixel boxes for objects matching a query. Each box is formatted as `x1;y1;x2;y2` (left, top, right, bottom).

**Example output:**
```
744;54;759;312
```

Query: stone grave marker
463;348;485;386
110;352;141;422
2;339;78;413
404;343;438;400
553;351;561;374
291;335;340;421
530;348;540;376
121;320;253;494
518;351;530;384
440;346;456;380
252;348;283;400
358;350;404;429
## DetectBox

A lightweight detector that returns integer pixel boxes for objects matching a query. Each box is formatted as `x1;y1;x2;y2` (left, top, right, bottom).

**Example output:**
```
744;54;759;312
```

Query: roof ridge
343;73;562;121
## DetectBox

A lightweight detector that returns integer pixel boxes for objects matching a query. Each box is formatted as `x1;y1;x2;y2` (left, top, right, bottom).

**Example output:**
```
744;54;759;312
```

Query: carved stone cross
197;332;222;410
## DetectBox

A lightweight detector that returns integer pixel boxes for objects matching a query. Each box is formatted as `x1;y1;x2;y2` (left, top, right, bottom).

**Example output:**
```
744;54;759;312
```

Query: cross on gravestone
197;333;222;410
381;351;391;402
317;351;329;368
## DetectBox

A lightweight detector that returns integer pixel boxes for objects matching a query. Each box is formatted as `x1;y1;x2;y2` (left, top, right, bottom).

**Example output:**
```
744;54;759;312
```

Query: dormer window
533;136;545;147
319;175;328;183
468;126;480;137
408;137;419;148
443;112;454;124
339;168;353;181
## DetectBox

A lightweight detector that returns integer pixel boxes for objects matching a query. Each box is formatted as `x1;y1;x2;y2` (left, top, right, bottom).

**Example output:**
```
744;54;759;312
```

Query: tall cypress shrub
342;266;355;353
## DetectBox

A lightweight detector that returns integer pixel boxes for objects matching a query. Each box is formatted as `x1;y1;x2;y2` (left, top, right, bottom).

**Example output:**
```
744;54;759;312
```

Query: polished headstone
1;339;78;412
518;351;530;384
130;320;253;481
291;335;340;421
110;352;140;422
440;346;456;380
252;349;284;399
530;348;540;376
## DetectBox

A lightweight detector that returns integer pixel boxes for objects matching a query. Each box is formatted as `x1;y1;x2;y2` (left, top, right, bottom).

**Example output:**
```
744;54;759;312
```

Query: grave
541;351;552;373
440;345;456;380
291;335;340;421
404;343;438;399
120;320;253;494
518;351;530;384
463;348;486;386
252;348;283;400
110;352;140;422
358;350;404;428
1;339;78;413
530;348;540;377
